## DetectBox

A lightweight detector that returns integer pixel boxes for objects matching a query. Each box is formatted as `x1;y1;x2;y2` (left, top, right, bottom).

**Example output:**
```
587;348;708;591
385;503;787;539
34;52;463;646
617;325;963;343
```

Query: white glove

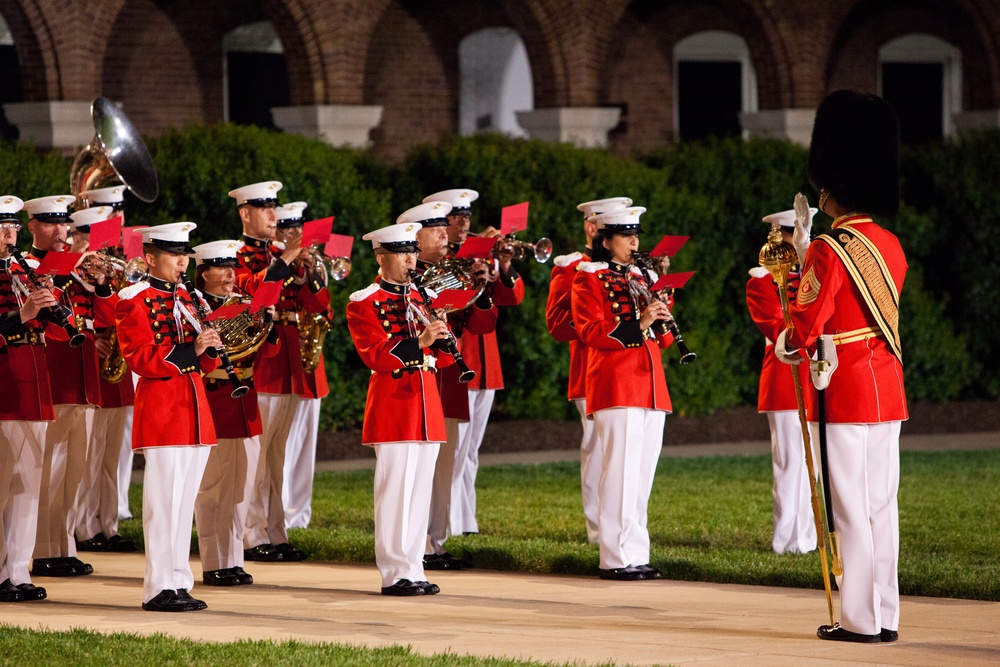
775;329;804;365
792;192;813;267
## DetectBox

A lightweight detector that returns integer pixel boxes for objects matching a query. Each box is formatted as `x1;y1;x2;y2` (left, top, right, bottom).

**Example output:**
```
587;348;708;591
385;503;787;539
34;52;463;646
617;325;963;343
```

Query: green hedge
2;127;996;429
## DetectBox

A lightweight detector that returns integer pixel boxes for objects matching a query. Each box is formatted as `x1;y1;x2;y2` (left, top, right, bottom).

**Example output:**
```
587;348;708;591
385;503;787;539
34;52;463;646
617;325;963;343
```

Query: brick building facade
1;0;999;160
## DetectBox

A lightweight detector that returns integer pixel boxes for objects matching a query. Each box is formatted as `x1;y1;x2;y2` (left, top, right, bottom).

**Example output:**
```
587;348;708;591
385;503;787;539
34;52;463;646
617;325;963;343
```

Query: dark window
882;62;944;143
677;61;742;141
0;44;23;141
226;52;290;129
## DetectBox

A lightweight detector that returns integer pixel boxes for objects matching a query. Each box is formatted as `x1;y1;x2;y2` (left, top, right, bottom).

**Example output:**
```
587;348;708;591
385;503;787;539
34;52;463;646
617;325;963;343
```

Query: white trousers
141;446;210;603
593;407;665;570
77;405;130;541
0;421;46;585
574;399;602;544
374;442;439;587
245;393;297;548
449;388;495;535
767;411;817;554
196;436;260;572
117;410;135;520
818;421;901;635
426;419;459;555
282;397;320;530
35;404;94;559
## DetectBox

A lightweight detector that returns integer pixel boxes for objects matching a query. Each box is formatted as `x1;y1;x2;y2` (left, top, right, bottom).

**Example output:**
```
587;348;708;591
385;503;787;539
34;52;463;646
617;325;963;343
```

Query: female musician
570;206;673;581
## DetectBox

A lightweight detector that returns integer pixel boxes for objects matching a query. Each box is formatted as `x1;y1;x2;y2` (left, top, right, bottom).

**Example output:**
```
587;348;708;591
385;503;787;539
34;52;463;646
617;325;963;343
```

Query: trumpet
629;250;696;364
6;245;86;347
408;269;476;383
182;279;249;399
299;245;351;282
473;233;553;263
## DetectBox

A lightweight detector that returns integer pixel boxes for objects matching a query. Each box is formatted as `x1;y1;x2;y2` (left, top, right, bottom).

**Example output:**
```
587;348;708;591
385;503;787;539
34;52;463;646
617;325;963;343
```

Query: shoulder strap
815;226;902;362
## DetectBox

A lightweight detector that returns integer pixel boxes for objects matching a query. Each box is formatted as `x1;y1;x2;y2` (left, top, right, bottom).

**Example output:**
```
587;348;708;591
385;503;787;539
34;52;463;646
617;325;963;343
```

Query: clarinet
630;251;696;364
408;269;476;383
181;279;249;399
7;244;86;347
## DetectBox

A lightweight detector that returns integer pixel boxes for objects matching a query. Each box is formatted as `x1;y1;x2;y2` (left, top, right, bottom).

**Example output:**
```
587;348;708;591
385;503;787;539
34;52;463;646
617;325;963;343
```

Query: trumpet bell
330;256;351;281
124;256;148;283
534;237;553;263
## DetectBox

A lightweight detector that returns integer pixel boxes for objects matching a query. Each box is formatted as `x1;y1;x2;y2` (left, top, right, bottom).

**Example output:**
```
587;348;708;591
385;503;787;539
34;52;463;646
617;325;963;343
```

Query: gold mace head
758;224;796;286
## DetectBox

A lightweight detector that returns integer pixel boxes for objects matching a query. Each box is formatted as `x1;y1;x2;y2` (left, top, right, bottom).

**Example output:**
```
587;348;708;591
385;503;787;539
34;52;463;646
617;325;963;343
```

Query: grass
114;449;1000;601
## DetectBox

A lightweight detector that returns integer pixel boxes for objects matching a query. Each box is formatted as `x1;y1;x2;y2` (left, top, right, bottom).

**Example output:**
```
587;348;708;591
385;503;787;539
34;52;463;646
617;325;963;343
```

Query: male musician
423;188;524;538
229;181;312;563
747;208;817;555
274;201;327;531
571;206;673;581
0;195;53;603
396;201;496;570
115;222;219;612
69;202;137;554
776;90;907;643
546;197;632;544
346;222;452;596
192;239;276;587
23;194;98;578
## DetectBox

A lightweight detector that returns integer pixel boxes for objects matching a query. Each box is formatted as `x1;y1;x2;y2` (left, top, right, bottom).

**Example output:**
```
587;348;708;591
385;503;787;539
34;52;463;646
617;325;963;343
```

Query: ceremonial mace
758;193;835;625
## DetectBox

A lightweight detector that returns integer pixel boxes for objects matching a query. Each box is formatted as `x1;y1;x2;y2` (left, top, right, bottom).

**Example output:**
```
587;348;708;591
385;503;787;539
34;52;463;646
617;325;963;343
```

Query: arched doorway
223;21;290;129
0;12;22;140
458;27;533;137
879;33;961;142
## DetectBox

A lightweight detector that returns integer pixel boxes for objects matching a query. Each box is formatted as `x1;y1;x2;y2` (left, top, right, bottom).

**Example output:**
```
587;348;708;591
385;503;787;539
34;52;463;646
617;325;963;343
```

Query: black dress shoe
634;564;663;580
14;583;47;601
380;579;425;596
142;589;179;612
880;628;899;643
414;581;440;595
817;624;881;643
104;535;138;552
76;533;108;552
31;557;91;577
598;567;646;581
68;557;94;575
228;567;254;585
423;552;465;570
0;579;21;602
273;543;307;562
175;588;207;611
244;544;283;562
203;569;241;586
462;531;478;536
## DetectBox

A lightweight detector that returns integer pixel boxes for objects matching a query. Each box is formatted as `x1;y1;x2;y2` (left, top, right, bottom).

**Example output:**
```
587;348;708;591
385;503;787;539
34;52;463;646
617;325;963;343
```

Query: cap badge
268;183;277;190
2;197;11;204
405;225;415;232
182;224;192;232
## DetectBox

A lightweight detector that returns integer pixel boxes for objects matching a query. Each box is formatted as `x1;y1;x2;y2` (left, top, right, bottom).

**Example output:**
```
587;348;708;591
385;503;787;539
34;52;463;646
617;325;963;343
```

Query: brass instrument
182;279;249;399
629;250;696;364
417;257;487;313
408;270;475;383
495;233;553;263
211;295;274;363
299;246;351;283
298;310;331;373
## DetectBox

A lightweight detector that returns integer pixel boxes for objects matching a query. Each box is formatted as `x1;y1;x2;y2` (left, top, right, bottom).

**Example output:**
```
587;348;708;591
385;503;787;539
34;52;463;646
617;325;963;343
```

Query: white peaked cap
193;239;241;266
422;188;479;210
763;208;818;229
275;201;308;221
81;185;125;205
227;181;283;206
594;206;646;231
363;223;422;251
141;222;197;254
0;196;24;220
22;195;75;217
68;206;114;229
577;197;633;219
396;201;453;225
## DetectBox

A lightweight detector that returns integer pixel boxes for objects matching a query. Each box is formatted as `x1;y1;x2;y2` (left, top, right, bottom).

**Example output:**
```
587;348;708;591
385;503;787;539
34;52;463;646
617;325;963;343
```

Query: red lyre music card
34;252;84;276
249;280;282;313
650;270;695;291
649;235;689;258
121;226;148;260
203;301;248;323
500;201;529;236
430;289;479;310
455;235;497;259
300;216;334;248
87;216;123;250
324;233;354;259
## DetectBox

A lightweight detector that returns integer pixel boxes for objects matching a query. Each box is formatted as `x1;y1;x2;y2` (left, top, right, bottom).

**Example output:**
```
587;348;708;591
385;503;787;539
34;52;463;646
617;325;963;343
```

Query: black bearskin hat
807;90;901;217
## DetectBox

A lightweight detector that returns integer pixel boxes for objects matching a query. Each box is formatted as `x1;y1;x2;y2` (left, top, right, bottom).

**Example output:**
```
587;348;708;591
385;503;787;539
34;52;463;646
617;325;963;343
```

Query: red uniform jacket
28;251;101;407
788;215;908;424
746;267;808;412
93;282;136;409
200;290;280;440
346;279;454;445
115;277;219;449
571;261;673;416
0;257;55;421
236;236;330;399
546;251;590;401
459;259;524;391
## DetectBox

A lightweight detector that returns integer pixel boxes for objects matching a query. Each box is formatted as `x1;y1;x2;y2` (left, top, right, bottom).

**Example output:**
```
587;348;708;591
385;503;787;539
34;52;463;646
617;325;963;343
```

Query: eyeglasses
0;223;21;233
